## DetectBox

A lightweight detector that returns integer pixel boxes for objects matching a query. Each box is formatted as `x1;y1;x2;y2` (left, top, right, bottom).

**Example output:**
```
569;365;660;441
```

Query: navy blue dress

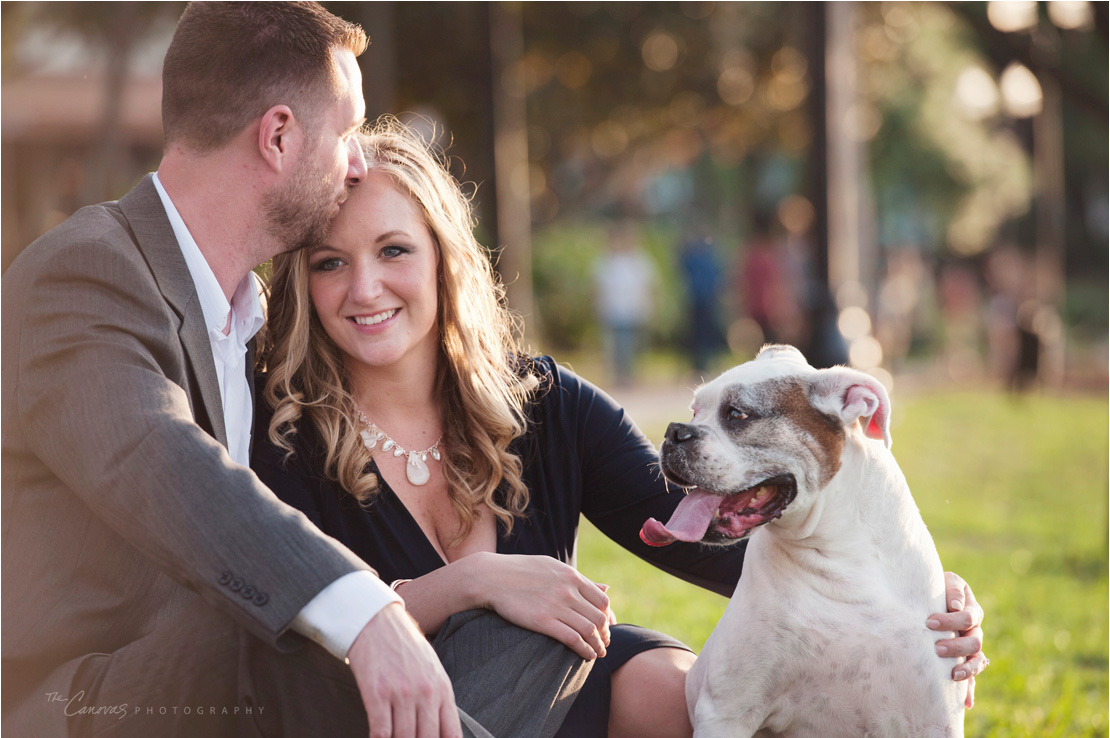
251;356;746;735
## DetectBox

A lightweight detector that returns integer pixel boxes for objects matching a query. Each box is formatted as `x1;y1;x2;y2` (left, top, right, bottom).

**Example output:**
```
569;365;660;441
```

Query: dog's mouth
640;474;797;547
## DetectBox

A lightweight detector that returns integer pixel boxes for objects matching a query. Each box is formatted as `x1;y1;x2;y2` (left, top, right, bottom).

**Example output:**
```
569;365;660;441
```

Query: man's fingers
415;698;440;738
964;676;976;709
961;584;984;628
391;702;417;738
927;609;975;633
943;571;967;611
440;700;464;738
935;631;984;658
350;604;461;738
961;650;990;678
366;699;393;738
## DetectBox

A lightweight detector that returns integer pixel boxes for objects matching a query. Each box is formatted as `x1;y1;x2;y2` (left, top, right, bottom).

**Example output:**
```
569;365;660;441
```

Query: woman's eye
381;245;409;259
727;408;749;421
311;257;343;272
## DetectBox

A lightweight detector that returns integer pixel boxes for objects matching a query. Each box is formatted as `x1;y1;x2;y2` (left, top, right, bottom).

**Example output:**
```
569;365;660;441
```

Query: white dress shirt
152;173;398;659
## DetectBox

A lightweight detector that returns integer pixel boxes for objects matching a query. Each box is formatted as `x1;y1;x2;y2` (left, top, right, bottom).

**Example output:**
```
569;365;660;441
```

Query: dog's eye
727;408;749;422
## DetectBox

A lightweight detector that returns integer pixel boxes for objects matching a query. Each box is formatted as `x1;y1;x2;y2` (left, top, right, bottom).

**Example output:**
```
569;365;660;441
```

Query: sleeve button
252;592;269;607
229;577;244;592
218;572;232;585
241;586;255;599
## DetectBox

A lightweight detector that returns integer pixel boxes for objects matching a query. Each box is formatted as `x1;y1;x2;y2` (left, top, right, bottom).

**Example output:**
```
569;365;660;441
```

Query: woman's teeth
353;309;397;326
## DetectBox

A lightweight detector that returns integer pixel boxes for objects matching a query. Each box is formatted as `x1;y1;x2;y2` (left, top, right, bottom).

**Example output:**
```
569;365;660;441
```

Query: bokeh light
987;0;1038;32
777;194;815;235
999;62;1043;118
838;306;873;340
642;31;680;72
1047;1;1093;30
717;66;755;106
954;66;1000;121
849;336;884;370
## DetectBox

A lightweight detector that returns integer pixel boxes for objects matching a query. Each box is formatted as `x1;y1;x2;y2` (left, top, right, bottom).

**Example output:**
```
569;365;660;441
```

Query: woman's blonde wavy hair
261;117;537;539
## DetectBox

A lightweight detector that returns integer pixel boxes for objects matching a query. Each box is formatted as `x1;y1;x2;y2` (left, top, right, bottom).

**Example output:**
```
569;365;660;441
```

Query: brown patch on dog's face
713;378;844;489
763;379;844;487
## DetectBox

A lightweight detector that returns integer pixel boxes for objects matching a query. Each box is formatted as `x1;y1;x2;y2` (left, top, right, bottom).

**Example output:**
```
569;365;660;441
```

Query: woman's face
307;171;440;375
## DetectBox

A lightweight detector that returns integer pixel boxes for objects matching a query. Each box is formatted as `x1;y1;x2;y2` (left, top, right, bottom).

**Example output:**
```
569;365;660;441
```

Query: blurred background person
593;220;657;386
678;224;724;375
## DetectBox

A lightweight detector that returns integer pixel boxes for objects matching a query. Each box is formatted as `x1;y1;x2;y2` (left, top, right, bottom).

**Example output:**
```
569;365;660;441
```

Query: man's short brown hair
162;2;367;152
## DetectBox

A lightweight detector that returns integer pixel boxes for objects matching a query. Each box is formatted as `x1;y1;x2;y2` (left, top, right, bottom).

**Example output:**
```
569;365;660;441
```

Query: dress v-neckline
370;459;504;569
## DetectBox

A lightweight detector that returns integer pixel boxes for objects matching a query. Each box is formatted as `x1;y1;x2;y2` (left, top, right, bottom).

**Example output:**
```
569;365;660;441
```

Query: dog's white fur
649;346;965;737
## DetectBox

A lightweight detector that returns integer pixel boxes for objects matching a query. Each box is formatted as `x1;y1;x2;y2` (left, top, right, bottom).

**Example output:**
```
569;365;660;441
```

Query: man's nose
346;137;367;186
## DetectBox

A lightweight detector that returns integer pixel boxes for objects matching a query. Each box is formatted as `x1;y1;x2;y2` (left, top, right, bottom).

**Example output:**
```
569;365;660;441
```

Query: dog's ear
809;368;892;448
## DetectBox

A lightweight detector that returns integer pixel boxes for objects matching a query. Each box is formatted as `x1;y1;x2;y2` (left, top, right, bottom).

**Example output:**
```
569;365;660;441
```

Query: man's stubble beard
263;147;347;255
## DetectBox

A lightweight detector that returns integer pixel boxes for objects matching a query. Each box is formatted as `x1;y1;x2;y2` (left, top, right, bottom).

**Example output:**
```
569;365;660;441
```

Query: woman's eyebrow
374;230;410;243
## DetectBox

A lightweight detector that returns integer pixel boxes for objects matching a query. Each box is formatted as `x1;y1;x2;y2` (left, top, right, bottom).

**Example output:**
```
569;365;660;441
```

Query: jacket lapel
118;175;228;449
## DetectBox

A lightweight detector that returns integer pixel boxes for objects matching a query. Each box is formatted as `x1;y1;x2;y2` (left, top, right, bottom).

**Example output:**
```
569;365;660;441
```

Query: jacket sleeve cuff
291;571;402;660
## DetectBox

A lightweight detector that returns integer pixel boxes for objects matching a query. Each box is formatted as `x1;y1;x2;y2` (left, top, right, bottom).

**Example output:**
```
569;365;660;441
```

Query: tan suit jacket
1;175;372;733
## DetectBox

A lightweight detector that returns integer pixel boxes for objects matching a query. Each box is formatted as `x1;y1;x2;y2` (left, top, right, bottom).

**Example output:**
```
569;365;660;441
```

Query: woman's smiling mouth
351;309;398;326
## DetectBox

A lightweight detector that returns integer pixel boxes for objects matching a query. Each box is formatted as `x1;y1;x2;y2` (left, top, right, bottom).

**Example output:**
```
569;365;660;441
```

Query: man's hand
927;571;988;709
347;602;463;738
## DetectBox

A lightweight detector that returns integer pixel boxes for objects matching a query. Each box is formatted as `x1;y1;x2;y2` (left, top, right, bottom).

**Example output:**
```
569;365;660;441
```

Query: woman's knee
608;647;695;738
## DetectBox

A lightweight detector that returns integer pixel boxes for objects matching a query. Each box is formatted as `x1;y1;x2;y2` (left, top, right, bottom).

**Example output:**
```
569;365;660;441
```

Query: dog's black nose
666;422;698;444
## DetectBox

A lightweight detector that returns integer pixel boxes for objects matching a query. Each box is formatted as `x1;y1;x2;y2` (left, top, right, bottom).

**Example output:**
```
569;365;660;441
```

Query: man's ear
258;104;297;174
809;367;892;448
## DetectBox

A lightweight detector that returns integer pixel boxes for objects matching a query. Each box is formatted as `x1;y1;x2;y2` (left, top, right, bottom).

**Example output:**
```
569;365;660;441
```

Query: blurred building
2;5;178;271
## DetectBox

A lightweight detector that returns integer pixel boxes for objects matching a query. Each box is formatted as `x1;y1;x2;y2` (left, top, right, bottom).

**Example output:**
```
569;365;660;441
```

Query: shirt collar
152;172;264;343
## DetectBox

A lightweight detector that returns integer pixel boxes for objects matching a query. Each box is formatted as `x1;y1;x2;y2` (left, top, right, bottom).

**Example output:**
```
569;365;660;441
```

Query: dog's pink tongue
640;489;720;547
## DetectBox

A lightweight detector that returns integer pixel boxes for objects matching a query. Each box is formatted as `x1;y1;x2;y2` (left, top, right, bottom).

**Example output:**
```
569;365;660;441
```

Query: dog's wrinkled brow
721;381;785;415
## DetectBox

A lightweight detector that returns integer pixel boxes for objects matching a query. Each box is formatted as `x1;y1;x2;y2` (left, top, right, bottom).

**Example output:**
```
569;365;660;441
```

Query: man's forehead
332;47;364;100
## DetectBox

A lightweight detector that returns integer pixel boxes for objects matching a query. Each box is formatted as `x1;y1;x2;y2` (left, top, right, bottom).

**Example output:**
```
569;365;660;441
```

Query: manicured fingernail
926;618;941;629
951;600;962;610
935;644;948;656
954;668;967;680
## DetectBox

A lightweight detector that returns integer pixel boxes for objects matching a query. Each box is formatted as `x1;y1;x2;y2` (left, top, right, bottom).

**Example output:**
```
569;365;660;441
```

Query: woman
253;119;987;737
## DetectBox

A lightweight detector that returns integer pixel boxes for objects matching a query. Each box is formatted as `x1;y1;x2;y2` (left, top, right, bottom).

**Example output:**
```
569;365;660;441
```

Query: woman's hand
472;552;613;661
927;571;988;708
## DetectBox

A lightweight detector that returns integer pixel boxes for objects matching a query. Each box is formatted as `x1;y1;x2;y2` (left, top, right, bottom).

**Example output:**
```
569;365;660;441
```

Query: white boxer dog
641;345;965;737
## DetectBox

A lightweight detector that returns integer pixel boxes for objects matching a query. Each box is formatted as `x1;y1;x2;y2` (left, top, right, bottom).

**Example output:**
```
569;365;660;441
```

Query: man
2;4;587;737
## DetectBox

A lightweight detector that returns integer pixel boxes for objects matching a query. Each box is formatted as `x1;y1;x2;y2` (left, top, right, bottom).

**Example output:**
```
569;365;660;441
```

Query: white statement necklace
358;411;443;486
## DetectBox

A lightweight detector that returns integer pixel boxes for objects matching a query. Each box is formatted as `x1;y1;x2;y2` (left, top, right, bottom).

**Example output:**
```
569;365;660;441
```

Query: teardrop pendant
357;411;442;487
406;453;431;486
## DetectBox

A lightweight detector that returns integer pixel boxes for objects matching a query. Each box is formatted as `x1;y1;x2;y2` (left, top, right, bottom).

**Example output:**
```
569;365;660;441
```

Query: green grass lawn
576;389;1109;737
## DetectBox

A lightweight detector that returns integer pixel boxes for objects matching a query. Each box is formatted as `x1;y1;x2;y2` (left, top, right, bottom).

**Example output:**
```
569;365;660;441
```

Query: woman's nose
347;263;382;304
